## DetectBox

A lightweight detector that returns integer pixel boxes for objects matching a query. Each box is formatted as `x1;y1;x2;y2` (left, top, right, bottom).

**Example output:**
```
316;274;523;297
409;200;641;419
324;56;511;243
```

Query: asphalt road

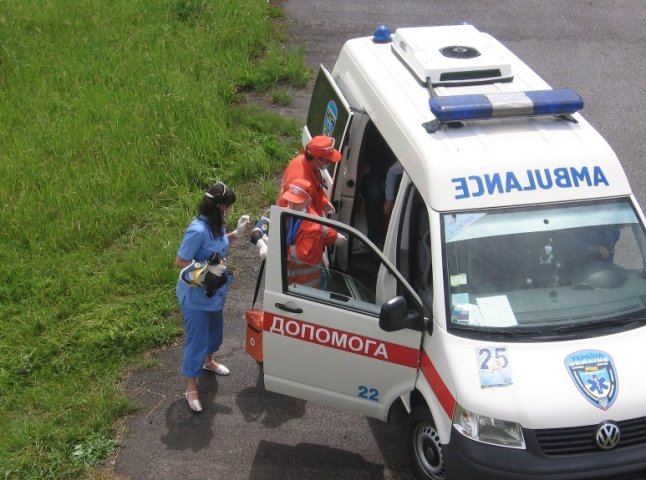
113;240;412;479
283;0;646;204
112;2;646;479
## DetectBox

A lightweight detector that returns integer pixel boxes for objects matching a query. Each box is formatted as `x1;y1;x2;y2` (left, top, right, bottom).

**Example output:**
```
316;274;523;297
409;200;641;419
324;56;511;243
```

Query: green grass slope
0;1;307;477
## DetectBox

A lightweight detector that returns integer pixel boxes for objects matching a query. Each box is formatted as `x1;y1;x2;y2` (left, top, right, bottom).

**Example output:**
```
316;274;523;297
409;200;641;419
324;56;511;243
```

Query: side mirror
379;296;423;332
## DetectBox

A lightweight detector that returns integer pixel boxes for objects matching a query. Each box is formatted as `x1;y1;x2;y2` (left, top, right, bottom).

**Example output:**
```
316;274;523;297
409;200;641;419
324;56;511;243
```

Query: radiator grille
535;416;646;456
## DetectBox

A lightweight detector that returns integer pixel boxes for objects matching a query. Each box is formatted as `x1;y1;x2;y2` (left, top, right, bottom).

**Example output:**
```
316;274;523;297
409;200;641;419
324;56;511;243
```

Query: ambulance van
259;24;646;479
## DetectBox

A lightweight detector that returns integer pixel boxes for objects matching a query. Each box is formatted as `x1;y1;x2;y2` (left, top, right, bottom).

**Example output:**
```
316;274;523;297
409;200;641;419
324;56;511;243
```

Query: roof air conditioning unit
392;25;513;86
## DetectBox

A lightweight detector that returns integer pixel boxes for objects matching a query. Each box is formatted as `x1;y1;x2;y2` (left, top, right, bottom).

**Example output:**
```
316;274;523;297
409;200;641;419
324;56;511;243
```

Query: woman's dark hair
198;181;236;235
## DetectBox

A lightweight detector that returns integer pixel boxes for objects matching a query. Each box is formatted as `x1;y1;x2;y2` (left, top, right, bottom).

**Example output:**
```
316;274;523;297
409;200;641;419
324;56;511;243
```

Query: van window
443;198;646;339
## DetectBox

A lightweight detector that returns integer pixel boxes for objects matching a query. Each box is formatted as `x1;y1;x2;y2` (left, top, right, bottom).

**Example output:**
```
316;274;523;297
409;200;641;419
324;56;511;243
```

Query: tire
408;406;446;480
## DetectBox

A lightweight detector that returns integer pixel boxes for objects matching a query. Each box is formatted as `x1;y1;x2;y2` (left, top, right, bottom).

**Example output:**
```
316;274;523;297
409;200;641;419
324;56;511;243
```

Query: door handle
275;303;303;314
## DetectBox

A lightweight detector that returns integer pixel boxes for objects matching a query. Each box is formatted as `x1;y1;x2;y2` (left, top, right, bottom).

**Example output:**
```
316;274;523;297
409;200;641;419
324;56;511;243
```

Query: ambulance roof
332;25;631;212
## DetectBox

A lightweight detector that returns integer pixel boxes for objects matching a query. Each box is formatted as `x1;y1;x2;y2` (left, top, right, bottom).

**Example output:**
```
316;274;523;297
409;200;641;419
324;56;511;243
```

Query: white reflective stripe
288;246;317;265
289;263;320;276
287;258;322;287
288;246;303;262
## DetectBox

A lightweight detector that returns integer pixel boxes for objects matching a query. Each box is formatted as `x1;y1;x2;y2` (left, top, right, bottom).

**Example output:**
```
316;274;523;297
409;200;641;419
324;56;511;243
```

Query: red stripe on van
263;314;419;368
420;351;456;418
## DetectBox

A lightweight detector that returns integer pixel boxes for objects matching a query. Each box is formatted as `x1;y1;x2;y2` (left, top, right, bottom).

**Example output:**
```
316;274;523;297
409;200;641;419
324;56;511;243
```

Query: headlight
453;403;526;449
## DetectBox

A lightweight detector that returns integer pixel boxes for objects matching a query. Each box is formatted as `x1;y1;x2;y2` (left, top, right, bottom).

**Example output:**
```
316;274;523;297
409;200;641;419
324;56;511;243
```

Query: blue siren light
373;25;392;43
429;88;584;123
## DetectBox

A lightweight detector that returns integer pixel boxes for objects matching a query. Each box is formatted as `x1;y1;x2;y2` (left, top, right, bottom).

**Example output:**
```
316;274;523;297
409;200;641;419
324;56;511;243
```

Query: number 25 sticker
477;346;513;388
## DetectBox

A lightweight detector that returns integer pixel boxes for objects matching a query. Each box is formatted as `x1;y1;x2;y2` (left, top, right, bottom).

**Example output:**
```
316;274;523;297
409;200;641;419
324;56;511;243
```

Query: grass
0;0;308;478
270;88;294;106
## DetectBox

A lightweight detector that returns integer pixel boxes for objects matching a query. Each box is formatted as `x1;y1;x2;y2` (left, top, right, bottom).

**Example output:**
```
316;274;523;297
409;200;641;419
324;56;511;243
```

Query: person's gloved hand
235;215;250;237
334;232;347;246
250;216;270;244
257;238;268;259
324;201;336;215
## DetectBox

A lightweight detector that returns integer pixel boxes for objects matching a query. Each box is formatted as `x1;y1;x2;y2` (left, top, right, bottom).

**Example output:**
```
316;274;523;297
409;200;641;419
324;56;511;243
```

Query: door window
279;210;413;317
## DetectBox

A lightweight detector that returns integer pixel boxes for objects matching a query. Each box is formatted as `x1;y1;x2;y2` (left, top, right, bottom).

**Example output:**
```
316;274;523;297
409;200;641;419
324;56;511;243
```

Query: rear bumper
444;426;646;480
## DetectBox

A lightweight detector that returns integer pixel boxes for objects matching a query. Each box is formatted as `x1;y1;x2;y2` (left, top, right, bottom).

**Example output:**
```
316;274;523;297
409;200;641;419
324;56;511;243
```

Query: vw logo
595;421;621;450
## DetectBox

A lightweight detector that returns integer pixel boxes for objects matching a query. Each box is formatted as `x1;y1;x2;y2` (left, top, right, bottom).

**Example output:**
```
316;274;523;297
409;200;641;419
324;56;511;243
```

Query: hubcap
414;423;445;478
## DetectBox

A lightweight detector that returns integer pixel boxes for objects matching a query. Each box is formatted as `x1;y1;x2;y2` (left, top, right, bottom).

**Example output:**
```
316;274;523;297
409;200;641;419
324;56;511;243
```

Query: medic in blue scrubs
175;181;249;412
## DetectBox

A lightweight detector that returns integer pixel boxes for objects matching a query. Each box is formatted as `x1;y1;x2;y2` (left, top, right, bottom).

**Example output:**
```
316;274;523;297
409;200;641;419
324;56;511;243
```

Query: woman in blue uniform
175;181;249;412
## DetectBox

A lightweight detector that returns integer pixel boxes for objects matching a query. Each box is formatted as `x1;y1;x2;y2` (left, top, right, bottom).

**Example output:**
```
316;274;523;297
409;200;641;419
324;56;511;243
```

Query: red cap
306;135;342;163
282;179;313;204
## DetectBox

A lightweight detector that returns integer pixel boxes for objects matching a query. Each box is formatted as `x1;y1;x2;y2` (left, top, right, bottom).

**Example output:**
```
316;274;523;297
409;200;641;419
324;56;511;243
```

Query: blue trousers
181;307;224;378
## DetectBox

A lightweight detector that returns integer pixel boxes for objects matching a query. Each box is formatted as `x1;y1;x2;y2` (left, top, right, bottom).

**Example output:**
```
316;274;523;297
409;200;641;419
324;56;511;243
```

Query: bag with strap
245;259;265;363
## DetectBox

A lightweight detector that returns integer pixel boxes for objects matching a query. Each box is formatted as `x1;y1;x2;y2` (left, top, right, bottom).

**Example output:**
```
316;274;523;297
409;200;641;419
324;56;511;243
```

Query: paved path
113;240;412;479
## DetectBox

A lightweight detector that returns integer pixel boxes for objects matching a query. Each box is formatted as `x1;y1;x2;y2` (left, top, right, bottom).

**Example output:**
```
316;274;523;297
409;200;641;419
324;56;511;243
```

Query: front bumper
444;426;646;480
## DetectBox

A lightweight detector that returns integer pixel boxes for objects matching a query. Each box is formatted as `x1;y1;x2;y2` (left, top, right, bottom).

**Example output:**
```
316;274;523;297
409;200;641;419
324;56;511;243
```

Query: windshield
443;198;646;339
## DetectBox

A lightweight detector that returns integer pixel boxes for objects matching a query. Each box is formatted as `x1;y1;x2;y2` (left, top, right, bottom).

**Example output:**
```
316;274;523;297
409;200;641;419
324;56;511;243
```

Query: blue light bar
429;88;584;123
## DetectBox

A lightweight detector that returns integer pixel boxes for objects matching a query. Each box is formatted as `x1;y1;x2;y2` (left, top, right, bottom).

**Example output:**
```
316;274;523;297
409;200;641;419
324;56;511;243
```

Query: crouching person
281;179;346;288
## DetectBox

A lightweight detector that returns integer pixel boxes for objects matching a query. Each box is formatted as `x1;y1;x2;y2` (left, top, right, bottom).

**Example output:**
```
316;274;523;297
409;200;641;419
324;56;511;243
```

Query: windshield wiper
555;317;646;334
454;325;543;337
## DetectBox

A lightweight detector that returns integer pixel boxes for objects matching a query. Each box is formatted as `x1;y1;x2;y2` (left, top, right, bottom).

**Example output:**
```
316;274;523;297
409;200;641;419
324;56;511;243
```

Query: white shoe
203;361;230;376
183;391;202;412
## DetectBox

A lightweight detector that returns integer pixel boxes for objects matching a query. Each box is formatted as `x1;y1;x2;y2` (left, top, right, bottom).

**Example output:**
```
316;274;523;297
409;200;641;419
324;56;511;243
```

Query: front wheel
408;406;446;480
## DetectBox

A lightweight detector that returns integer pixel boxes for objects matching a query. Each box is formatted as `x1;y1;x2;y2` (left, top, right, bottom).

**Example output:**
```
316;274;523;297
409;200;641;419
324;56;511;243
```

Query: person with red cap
277;135;342;216
282;179;346;287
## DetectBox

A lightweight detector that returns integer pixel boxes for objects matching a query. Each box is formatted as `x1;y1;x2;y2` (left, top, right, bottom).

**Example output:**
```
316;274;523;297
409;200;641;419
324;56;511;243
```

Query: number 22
358;385;379;401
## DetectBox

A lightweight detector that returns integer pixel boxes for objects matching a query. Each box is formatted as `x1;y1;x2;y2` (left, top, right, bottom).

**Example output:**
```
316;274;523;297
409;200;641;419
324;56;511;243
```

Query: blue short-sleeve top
176;216;232;311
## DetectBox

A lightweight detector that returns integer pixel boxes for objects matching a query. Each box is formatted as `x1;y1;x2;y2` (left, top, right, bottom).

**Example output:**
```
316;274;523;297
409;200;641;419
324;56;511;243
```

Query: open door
262;206;424;420
303;65;353;147
302;66;354;199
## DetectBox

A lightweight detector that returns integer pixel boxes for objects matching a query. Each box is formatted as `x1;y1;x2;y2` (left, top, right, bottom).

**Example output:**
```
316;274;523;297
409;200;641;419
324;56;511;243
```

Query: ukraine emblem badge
565;350;618;410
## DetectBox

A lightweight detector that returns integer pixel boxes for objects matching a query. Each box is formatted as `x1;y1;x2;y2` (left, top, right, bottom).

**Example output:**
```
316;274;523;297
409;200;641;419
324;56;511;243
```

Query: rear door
303;65;353;148
302;66;354;198
262;206;424;420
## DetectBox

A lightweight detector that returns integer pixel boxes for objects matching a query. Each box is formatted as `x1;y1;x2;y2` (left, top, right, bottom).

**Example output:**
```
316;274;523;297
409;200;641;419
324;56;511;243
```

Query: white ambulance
259;24;646;479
